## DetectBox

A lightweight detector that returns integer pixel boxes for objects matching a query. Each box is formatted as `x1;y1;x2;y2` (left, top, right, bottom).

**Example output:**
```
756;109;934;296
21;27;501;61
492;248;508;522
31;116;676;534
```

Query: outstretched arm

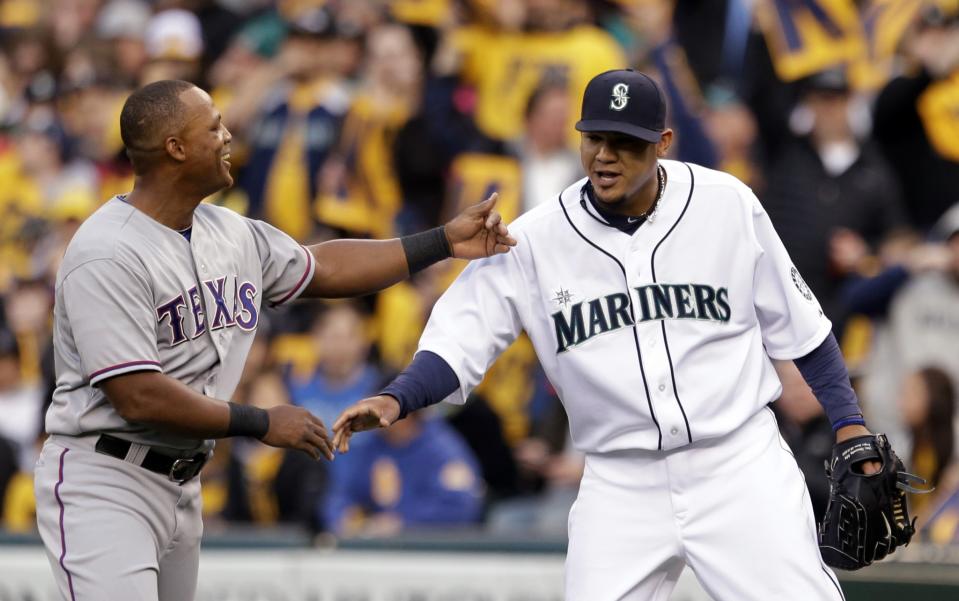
332;350;459;452
301;193;516;298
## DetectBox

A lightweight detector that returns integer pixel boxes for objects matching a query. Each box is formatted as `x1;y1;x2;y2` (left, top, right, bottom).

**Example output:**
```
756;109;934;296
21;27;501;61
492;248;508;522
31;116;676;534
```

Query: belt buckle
168;452;209;484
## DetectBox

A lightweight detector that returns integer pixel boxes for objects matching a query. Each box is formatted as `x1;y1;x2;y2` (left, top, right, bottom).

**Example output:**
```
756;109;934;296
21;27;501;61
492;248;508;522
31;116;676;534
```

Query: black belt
95;434;210;484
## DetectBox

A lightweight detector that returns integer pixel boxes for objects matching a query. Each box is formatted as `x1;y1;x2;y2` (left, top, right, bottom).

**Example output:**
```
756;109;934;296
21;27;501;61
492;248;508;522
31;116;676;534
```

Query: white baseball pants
566;408;845;601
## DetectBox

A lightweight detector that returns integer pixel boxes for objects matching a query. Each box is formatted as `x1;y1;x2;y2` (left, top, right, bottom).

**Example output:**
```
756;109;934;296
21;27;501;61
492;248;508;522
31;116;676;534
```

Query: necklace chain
642;164;666;222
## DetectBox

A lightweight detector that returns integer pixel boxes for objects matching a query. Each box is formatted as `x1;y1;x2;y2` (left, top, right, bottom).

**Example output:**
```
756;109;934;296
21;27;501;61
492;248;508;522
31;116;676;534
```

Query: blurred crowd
1;0;959;546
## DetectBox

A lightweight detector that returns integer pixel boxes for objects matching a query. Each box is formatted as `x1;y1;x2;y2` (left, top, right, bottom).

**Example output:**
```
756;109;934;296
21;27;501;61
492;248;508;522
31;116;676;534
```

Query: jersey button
658;384;666;392
670;427;679;435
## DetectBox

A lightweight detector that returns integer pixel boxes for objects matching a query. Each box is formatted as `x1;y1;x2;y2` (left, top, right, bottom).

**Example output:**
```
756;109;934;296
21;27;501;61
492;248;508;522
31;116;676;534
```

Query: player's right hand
261;405;334;460
331;395;401;453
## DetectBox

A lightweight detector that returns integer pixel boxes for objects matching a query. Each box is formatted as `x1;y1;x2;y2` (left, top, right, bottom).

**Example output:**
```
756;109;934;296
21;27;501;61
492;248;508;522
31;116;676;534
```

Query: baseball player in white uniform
332;70;886;600
33;80;515;601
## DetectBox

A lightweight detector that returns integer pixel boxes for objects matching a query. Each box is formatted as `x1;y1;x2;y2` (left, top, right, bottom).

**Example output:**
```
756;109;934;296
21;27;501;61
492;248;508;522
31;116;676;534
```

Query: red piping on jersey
272;245;314;306
89;360;162;381
55;448;78;601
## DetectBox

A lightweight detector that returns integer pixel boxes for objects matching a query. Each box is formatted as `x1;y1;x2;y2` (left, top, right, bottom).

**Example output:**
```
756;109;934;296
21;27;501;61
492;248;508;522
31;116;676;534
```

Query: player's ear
656;129;673;158
164;136;187;162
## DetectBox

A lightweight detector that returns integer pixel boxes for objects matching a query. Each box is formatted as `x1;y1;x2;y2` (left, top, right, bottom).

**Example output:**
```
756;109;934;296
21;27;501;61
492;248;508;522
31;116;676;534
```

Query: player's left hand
444;192;518;259
819;430;932;570
835;424;880;474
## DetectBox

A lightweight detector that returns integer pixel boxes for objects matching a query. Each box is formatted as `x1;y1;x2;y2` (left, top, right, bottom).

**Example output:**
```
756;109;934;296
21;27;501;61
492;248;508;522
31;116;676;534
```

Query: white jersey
420;160;831;452
46;197;315;451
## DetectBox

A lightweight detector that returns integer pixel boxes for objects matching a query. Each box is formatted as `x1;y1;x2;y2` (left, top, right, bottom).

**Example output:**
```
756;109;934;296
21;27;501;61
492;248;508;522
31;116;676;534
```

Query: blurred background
1;0;959;599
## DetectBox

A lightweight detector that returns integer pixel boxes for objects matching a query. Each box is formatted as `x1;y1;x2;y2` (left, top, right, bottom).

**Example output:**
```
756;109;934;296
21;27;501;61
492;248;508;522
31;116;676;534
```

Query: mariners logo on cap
610;83;629;111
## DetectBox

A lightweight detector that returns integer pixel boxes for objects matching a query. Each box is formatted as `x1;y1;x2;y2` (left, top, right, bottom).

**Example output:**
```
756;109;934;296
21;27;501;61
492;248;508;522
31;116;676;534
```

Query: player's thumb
474;191;498;214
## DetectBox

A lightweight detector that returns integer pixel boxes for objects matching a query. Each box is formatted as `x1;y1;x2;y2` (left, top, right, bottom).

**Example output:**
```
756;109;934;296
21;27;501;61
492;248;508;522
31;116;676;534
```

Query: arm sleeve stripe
271;245;315;307
88;360;162;385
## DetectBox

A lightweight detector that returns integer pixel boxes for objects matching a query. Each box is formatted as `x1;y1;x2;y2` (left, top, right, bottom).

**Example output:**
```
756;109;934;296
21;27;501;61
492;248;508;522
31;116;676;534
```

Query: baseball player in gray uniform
330;70;916;600
33;80;515;601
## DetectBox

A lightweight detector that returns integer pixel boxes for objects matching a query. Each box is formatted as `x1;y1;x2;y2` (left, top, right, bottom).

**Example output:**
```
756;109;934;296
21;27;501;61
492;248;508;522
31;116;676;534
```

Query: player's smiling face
177;87;234;194
580;130;671;214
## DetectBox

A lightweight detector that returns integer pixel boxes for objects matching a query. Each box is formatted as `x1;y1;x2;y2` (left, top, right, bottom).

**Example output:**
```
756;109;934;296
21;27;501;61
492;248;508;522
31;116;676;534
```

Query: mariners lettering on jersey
156;276;259;346
552;283;730;353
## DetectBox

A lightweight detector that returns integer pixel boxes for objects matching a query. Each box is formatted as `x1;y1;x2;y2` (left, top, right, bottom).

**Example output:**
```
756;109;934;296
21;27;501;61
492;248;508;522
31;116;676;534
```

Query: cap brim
575;119;662;143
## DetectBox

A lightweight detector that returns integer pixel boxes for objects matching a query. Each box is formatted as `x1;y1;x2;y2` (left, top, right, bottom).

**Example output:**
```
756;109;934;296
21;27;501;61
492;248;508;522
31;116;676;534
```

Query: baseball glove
818;434;930;570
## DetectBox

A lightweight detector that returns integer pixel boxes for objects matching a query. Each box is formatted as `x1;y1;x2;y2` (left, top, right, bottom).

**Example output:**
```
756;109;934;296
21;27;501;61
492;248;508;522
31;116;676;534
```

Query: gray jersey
46;197;314;451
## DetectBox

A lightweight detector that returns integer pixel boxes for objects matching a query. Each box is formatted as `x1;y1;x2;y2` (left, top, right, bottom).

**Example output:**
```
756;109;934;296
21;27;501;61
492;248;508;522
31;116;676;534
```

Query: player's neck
126;176;203;231
620;164;664;218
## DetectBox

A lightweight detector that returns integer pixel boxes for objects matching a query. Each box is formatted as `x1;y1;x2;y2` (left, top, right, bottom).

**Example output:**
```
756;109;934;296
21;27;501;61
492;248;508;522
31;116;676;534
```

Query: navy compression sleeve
381;351;459;419
793;333;865;431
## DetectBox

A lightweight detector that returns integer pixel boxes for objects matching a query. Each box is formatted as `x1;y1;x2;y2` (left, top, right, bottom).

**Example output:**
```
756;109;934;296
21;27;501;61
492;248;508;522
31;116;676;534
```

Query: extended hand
445;193;517;259
331;395;401;453
261;405;334;460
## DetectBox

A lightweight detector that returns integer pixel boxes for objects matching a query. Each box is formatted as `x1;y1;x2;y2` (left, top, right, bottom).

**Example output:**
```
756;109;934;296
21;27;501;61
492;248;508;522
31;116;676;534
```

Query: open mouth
221;152;231;167
594;170;621;187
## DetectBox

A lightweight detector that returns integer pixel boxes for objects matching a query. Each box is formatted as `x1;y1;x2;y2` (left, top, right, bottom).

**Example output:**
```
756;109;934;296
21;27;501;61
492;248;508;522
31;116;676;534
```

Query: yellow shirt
315;93;411;238
454;25;625;144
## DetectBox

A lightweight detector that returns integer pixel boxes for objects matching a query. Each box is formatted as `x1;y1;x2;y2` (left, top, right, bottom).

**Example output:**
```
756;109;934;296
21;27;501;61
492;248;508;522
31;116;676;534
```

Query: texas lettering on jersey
156;275;259;345
551;283;730;353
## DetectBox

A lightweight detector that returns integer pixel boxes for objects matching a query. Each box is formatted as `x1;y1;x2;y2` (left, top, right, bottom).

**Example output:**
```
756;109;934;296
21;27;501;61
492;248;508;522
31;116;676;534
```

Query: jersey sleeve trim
89;360;163;386
764;320;833;361
270;245;315;307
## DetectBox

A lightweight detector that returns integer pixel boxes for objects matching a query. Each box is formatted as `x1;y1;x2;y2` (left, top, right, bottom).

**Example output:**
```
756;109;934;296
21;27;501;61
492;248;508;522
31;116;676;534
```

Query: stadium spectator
0;329;41;533
858;204;959;444
441;0;624;145
95;0;151;87
874;2;959;230
763;67;906;329
233;4;353;239
324;410;483;536
0;329;41;470
516;81;581;212
190;330;330;532
315;21;423;239
140;8;205;85
486;379;582;535
286;302;382;433
223;370;328;532
899;366;958;519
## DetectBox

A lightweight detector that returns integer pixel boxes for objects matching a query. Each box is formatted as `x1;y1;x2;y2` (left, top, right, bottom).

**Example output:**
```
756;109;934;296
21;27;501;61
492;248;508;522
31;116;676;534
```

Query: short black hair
119;79;196;171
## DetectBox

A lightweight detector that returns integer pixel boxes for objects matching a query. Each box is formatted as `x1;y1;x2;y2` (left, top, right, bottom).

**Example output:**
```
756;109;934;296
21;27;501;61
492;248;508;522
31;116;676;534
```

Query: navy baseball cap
575;69;667;143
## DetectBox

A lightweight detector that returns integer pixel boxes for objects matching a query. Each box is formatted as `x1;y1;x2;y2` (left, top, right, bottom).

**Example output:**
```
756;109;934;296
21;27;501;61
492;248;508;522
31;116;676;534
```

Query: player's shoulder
671;160;749;192
667;160;759;212
59;197;143;278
